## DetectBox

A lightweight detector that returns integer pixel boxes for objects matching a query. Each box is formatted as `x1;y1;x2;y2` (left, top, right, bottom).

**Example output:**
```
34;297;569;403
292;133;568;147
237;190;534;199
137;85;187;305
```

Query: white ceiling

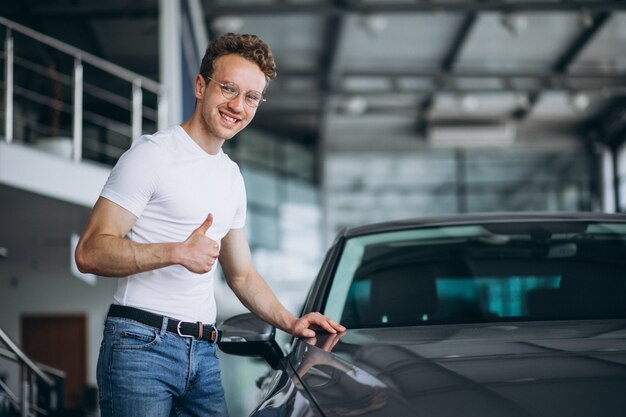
3;0;624;151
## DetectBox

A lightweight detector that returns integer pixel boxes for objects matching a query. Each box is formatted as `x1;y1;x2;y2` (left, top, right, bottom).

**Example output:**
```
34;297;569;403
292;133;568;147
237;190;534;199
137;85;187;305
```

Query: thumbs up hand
178;213;220;274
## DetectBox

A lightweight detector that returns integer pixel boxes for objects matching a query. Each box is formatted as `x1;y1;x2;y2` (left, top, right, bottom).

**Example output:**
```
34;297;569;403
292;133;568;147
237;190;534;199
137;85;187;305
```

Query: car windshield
323;221;626;328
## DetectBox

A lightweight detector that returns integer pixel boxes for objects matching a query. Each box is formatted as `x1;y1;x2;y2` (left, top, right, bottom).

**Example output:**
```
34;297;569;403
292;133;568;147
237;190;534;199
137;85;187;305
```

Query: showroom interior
1;0;625;416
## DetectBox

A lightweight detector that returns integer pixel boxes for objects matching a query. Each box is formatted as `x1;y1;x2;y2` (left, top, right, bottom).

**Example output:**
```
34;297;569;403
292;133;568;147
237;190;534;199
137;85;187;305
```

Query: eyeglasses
203;76;266;108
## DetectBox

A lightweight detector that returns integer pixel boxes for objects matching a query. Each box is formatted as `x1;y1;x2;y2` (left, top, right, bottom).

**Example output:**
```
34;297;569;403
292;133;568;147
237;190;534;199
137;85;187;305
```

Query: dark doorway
21;314;87;410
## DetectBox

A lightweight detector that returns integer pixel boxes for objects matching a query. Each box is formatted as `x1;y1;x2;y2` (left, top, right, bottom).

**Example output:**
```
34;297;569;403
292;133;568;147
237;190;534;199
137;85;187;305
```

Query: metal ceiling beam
280;67;626;92
315;70;626;97
320;16;346;94
511;11;612;120
334;69;626;80
265;86;626;110
554;11;612;72
441;13;478;73
28;1;626;20
28;6;158;20
209;1;626;15
417;12;477;133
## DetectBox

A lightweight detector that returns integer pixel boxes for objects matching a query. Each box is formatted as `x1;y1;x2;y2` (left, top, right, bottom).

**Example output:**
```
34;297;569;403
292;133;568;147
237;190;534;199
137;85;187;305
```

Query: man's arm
219;228;345;338
75;197;220;277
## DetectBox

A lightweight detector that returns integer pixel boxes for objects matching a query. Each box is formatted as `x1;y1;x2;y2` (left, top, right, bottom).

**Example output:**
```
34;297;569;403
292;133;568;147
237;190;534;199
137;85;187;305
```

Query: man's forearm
76;234;178;277
228;272;345;338
227;272;297;333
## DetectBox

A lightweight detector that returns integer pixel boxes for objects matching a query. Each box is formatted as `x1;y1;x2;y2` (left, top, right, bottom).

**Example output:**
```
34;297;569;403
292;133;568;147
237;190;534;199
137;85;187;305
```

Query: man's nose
227;93;246;111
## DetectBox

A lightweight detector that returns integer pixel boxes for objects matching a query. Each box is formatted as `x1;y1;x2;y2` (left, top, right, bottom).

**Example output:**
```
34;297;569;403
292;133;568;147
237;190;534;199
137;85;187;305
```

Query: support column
159;0;183;126
4;30;14;143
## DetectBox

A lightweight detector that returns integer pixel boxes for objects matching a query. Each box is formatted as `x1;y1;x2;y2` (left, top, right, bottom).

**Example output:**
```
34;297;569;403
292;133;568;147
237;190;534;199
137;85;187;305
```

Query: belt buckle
208;324;217;343
176;321;194;338
210;324;222;344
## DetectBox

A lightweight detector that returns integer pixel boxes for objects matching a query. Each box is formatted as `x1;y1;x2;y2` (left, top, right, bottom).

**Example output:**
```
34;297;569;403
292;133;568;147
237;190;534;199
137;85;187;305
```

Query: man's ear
194;74;206;99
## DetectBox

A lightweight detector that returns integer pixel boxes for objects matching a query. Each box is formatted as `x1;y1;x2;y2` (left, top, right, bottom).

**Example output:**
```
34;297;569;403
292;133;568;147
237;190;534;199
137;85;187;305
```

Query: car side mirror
218;313;284;369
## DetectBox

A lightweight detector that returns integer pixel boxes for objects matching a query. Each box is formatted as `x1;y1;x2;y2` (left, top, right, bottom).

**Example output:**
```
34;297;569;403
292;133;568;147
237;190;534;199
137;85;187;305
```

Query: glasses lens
245;93;263;108
220;83;239;100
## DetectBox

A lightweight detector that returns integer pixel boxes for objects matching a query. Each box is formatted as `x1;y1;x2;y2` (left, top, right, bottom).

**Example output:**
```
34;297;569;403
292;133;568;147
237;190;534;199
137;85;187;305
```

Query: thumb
194;213;213;235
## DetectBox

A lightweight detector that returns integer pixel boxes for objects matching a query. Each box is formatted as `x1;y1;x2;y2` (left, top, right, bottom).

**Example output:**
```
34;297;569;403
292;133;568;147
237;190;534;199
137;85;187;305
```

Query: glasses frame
203;75;266;108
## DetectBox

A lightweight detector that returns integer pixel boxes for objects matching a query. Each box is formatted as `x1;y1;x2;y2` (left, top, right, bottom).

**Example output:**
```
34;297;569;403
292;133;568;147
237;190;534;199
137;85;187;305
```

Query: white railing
0;328;65;417
1;16;167;165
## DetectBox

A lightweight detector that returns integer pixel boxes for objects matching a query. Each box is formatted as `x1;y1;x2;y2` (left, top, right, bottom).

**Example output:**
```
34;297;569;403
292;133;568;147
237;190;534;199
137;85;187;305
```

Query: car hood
289;319;626;417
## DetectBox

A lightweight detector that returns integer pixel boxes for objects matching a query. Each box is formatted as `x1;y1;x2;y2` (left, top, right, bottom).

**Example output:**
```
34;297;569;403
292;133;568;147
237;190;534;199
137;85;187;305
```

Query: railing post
72;57;83;162
30;372;38;415
132;78;143;142
20;376;28;417
4;29;14;143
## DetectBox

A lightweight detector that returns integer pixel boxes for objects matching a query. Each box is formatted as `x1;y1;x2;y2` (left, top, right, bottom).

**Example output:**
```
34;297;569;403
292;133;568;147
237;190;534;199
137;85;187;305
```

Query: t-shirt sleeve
100;140;162;218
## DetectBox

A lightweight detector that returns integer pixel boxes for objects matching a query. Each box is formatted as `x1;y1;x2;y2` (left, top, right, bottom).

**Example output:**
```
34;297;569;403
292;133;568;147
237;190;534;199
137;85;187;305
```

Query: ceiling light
569;91;590;112
0;246;7;259
360;13;388;36
500;12;528;37
429;122;517;148
460;94;479;112
212;15;244;34
343;96;368;116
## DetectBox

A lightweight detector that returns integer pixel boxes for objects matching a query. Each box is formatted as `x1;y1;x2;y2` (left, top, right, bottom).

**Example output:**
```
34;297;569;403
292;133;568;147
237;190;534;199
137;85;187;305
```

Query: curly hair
199;33;277;86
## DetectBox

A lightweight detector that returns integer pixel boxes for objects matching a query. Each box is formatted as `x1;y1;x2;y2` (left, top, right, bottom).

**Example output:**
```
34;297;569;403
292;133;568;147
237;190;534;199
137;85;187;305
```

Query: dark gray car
219;213;626;417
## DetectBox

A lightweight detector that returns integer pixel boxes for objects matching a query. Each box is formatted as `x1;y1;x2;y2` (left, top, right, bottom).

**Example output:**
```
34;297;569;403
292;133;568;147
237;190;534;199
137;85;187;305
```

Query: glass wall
325;148;596;240
223;129;322;294
219;129;321;417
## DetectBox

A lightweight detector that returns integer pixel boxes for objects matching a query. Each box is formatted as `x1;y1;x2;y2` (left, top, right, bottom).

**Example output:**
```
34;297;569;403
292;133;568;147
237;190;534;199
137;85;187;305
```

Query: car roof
340;211;626;239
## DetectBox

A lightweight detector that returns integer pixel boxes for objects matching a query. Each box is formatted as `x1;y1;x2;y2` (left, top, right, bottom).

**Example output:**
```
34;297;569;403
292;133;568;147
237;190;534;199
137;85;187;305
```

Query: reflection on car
219;213;626;417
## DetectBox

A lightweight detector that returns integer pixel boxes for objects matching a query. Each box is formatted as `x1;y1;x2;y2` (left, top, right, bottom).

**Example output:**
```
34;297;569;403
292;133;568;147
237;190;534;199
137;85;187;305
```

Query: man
75;33;345;417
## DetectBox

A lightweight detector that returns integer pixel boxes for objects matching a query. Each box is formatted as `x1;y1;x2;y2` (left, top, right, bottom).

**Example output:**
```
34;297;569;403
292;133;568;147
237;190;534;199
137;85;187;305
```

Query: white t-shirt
100;125;247;323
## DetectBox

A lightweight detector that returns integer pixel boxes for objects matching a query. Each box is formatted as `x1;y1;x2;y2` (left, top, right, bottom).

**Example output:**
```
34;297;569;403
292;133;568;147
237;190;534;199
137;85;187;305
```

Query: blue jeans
97;316;229;417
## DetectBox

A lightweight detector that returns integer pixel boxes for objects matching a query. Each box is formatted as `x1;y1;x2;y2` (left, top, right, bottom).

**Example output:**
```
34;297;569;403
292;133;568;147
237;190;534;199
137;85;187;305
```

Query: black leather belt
107;304;221;344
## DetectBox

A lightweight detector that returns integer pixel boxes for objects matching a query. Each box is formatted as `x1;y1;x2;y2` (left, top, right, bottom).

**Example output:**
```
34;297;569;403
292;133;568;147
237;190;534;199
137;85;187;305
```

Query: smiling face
193;54;267;147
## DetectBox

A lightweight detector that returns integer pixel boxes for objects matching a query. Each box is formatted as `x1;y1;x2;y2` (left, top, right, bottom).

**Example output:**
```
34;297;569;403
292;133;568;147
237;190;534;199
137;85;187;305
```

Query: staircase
0;328;65;417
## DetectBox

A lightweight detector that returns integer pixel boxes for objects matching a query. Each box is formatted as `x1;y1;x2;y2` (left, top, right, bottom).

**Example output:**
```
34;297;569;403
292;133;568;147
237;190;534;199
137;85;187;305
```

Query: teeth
221;113;238;123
